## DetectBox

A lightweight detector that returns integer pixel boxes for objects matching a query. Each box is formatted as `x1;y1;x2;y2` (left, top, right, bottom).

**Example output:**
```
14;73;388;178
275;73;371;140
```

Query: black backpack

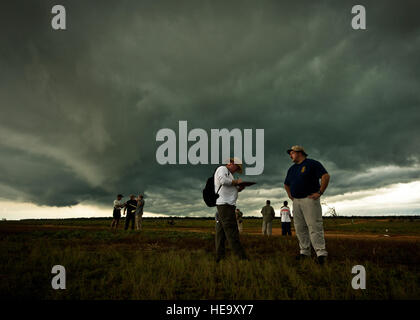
202;168;222;207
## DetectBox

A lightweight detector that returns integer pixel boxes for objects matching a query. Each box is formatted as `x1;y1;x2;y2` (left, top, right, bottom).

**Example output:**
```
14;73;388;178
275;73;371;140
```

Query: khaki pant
215;204;247;260
135;212;143;230
262;220;272;236
293;198;327;257
237;221;243;233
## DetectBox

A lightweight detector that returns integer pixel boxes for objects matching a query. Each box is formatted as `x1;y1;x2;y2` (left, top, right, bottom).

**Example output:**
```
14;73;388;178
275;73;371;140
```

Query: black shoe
295;254;310;261
317;255;327;265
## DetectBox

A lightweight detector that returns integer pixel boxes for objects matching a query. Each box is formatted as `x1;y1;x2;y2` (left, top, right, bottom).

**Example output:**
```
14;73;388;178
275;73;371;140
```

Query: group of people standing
214;145;330;265
111;194;145;231
109;145;330;266
260;200;292;236
232;200;292;236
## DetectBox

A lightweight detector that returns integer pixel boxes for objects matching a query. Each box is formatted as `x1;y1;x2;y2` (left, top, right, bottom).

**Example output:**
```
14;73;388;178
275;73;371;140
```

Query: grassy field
0;217;419;300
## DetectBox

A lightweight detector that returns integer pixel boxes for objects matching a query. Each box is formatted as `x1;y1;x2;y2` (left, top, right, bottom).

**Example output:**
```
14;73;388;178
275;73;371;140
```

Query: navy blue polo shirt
284;158;328;199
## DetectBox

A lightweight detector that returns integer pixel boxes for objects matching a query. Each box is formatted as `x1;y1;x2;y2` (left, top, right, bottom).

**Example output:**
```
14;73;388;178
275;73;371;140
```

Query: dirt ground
1;223;419;242
171;226;420;241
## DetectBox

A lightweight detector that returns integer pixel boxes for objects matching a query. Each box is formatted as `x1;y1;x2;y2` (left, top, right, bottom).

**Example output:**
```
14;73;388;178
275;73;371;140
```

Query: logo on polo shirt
301;166;306;173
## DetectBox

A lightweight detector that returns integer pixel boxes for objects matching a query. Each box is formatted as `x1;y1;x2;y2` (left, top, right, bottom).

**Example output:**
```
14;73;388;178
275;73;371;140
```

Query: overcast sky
1;0;420;219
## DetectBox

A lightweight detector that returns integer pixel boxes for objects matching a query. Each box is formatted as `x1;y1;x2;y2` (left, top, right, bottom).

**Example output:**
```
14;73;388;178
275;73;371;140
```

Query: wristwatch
317;190;323;195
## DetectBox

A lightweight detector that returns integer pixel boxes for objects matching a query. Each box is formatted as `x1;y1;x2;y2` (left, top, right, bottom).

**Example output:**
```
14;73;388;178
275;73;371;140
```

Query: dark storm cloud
1;0;419;216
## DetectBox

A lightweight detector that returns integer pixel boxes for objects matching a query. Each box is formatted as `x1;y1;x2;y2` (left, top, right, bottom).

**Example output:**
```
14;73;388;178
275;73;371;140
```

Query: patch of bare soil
1;224;419;242
148;226;420;242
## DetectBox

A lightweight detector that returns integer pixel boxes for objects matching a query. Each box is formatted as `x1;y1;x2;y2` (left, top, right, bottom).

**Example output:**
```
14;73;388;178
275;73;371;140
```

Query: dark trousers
125;212;135;230
215;204;247;260
282;222;292;236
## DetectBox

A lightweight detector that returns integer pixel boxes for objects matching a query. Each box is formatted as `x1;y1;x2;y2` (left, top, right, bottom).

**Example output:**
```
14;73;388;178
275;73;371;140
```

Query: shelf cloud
1;0;419;216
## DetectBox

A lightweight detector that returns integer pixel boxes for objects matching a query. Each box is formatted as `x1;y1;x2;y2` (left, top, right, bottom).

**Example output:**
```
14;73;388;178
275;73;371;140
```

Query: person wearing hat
111;194;125;231
214;157;249;262
284;145;330;265
124;194;137;231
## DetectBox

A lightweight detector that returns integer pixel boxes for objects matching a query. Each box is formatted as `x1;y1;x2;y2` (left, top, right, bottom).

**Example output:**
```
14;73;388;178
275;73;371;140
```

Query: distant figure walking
124;194;137;231
135;194;145;231
235;208;244;233
261;200;276;236
284;145;330;265
280;201;292;236
214;157;249;262
111;194;125;231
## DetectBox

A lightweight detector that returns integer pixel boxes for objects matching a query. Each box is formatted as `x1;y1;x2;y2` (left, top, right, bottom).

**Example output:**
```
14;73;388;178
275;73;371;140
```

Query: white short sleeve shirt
280;206;291;222
214;166;238;206
114;200;124;209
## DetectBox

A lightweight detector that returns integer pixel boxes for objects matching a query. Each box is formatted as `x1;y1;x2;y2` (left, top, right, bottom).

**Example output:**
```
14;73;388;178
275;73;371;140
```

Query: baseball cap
287;145;308;157
227;157;243;174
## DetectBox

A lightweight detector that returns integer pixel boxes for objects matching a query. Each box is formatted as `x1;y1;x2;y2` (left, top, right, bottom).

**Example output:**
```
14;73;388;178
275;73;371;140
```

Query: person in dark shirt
124;194;137;231
284;145;330;265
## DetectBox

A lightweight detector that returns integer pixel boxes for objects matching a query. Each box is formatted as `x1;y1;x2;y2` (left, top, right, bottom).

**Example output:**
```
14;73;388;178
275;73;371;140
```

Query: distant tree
321;201;338;217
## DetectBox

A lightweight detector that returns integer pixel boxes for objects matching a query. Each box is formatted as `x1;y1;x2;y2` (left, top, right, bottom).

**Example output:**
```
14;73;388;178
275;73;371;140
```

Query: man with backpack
213;157;249;262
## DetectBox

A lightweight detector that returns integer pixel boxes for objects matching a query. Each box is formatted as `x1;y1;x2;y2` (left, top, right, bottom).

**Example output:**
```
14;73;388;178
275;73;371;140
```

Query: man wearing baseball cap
214;157;249;262
284;146;330;265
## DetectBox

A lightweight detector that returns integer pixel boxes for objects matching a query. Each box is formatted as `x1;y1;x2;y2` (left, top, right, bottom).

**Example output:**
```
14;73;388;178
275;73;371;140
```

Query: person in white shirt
214;157;249;262
111;194;125;231
280;201;292;236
